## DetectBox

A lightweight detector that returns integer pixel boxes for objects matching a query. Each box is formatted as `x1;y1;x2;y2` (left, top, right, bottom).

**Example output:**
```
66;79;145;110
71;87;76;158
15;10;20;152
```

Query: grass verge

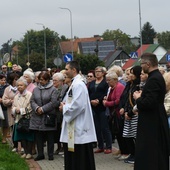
0;133;29;170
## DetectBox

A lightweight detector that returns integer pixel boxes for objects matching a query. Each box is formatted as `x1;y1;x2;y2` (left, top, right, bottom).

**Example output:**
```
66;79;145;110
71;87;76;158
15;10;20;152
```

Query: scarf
9;85;17;93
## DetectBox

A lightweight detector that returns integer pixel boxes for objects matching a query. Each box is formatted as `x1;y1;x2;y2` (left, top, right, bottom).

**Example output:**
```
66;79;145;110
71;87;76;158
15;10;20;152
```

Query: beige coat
2;86;18;126
12;90;32;123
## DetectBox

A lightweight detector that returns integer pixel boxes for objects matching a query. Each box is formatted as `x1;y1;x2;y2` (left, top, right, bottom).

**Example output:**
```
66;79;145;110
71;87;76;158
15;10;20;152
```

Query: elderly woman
163;72;170;128
29;72;58;161
2;73;20;152
34;71;41;86
107;65;126;86
0;74;8;143
23;70;36;93
12;77;33;159
102;72;126;158
23;70;36;154
52;72;68;154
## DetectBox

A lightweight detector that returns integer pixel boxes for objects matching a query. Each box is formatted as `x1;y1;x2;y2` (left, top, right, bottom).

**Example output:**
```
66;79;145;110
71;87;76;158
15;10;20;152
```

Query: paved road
37;142;134;170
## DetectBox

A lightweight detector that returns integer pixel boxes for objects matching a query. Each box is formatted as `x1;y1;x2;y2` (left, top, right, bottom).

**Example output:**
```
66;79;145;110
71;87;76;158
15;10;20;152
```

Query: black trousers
35;130;55;158
63;142;96;170
21;140;32;154
116;118;129;155
125;137;136;156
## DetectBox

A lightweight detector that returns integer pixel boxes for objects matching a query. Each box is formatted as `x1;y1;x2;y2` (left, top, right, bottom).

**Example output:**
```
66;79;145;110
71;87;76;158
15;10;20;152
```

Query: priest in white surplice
59;61;97;170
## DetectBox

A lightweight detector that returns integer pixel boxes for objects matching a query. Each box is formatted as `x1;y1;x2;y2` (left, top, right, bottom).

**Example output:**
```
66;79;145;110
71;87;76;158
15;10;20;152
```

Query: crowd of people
0;53;169;170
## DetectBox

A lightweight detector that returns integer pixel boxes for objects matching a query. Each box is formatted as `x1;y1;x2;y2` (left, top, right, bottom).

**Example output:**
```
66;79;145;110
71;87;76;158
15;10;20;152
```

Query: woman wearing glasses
86;70;95;88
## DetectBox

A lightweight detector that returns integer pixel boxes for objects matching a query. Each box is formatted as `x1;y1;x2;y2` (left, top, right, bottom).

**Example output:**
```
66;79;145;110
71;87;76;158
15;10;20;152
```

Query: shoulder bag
17;107;31;133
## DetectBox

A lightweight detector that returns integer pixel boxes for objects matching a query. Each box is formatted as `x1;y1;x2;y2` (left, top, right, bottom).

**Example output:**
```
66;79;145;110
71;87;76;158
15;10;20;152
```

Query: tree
157;31;170;50
102;29;137;54
13;29;62;70
141;22;157;44
60;35;68;41
74;53;104;74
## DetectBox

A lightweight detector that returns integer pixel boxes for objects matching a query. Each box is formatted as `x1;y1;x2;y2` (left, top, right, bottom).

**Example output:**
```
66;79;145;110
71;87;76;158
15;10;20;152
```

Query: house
122;44;167;70
159;50;170;70
78;40;115;60
130;37;140;46
103;49;130;69
59;36;115;60
60;36;102;55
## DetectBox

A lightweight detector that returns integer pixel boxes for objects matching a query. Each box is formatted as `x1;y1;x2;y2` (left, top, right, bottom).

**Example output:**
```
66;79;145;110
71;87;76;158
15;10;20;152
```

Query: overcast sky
0;0;170;46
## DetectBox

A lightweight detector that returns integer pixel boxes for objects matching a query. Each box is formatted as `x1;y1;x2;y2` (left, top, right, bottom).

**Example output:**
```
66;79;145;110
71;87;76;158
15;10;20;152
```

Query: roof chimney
153;38;158;44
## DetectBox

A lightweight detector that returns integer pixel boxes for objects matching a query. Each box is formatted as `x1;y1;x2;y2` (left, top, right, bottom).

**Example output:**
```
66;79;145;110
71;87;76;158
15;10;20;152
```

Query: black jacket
134;69;170;170
88;78;109;113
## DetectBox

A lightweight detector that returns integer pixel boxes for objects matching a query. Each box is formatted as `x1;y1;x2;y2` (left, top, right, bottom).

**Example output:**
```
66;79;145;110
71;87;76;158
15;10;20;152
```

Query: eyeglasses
53;79;59;82
2;67;7;69
140;62;147;66
87;75;93;78
95;71;102;73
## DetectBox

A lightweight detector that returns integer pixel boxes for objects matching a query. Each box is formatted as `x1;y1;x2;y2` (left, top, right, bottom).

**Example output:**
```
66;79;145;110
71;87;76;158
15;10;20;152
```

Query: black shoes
48;156;54;161
34;155;45;161
124;155;135;164
34;155;54;161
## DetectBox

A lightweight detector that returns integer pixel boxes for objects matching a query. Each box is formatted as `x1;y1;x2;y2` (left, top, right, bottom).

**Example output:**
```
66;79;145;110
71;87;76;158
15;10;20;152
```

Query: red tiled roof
60;37;102;54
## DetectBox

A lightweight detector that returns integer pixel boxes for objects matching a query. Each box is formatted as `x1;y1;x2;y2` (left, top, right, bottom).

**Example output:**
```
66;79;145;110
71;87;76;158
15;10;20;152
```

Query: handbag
40;90;56;127
112;110;120;134
17;107;31;133
109;109;120;134
17;117;30;133
44;114;56;127
0;105;4;120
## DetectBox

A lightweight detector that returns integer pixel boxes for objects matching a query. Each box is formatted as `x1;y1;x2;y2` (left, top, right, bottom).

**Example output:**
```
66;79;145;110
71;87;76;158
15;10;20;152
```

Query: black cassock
135;69;170;170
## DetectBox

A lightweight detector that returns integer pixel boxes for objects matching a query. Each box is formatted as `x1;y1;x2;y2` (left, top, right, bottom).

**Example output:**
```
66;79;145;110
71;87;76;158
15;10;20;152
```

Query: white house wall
153;46;167;61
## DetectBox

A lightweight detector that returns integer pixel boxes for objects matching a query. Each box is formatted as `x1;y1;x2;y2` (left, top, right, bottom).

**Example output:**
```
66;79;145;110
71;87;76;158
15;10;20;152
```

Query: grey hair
107;65;123;77
106;71;118;80
23;70;35;81
95;66;107;73
53;72;65;81
16;76;28;86
35;71;41;77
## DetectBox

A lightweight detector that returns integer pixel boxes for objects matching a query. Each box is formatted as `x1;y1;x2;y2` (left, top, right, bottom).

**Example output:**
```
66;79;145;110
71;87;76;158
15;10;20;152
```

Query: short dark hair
38;71;51;81
141;53;158;67
7;73;19;85
66;61;80;73
87;70;95;77
0;74;6;79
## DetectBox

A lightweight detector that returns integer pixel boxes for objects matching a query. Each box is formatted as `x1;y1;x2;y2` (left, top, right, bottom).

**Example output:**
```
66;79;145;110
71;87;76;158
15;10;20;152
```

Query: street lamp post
60;7;73;59
139;0;143;55
27;33;30;67
12;39;19;65
36;23;47;68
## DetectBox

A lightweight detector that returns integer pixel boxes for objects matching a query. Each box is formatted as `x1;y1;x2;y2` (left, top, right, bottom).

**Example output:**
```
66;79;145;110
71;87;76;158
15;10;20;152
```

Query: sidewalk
7;137;133;170
36;142;133;170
